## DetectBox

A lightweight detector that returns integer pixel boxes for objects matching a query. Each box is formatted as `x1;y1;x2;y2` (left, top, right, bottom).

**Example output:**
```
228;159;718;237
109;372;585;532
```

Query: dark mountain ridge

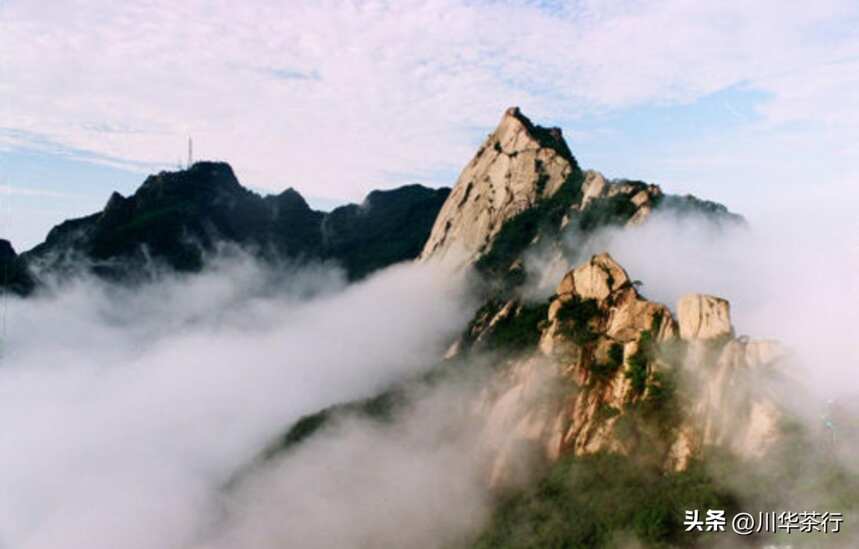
5;161;450;294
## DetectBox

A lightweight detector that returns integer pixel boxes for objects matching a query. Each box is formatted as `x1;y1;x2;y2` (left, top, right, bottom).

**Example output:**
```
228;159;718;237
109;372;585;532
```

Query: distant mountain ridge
3;162;450;294
2;109;743;298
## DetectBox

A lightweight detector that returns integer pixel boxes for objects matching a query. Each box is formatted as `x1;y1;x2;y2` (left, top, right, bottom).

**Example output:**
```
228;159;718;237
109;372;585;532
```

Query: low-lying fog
0;253;482;549
1;198;856;548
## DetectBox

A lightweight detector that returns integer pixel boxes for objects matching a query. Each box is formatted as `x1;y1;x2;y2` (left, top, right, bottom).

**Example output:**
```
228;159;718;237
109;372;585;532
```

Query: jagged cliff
464;253;786;484
260;108;780;484
420;109;780;478
266;108;770;475
234;107;848;548
420;108;741;287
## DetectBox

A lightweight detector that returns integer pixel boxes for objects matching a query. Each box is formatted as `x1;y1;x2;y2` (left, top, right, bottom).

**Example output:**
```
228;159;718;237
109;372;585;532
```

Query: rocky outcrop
461;253;786;481
575;171;663;227
558;253;630;301
20;163;450;287
669;314;786;469
419;107;580;265
579;171;608;210
677;294;734;341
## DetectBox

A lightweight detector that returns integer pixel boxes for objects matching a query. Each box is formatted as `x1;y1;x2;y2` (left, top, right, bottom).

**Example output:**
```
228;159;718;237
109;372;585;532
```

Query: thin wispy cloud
0;184;73;199
0;0;857;203
255;67;321;81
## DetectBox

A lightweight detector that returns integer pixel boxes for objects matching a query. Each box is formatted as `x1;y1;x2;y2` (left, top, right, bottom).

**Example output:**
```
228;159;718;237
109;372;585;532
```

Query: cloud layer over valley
0;254;479;549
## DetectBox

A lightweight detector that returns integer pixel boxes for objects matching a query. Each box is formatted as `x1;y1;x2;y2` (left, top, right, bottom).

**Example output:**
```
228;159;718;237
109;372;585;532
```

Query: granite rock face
420;107;580;265
677;294;734;341
457;253;786;482
419;108;741;279
672;337;786;467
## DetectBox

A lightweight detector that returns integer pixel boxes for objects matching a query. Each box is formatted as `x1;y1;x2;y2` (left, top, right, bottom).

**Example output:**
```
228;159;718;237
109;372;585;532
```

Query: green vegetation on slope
626;330;654;397
474;453;738;549
576;193;642;232
483;302;550;353
461;297;552;356
322;185;451;280
262;388;408;459
475;420;859;549
556;296;600;346
589;342;625;380
475;170;584;284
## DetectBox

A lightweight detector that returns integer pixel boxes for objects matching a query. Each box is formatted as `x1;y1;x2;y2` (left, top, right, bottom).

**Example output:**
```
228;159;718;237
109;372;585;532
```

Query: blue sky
1;0;857;249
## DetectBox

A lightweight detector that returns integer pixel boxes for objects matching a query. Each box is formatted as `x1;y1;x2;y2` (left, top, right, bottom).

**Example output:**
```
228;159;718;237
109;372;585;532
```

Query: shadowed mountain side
321;184;453;280
0;239;36;296
12;162;449;291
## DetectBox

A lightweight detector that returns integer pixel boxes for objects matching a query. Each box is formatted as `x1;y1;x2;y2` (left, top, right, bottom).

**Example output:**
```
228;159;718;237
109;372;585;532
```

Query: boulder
570;253;630;300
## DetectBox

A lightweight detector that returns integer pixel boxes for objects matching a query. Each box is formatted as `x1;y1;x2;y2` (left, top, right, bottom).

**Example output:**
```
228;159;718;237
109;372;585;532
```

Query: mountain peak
501;106;575;163
0;238;16;260
102;191;128;214
187;160;238;179
274;187;312;211
137;161;243;199
420;108;582;264
419;108;743;273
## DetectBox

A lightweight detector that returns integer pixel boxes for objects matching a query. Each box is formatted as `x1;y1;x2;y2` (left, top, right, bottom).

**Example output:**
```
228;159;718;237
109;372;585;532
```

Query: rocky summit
420;107;742;283
420;107;580;264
